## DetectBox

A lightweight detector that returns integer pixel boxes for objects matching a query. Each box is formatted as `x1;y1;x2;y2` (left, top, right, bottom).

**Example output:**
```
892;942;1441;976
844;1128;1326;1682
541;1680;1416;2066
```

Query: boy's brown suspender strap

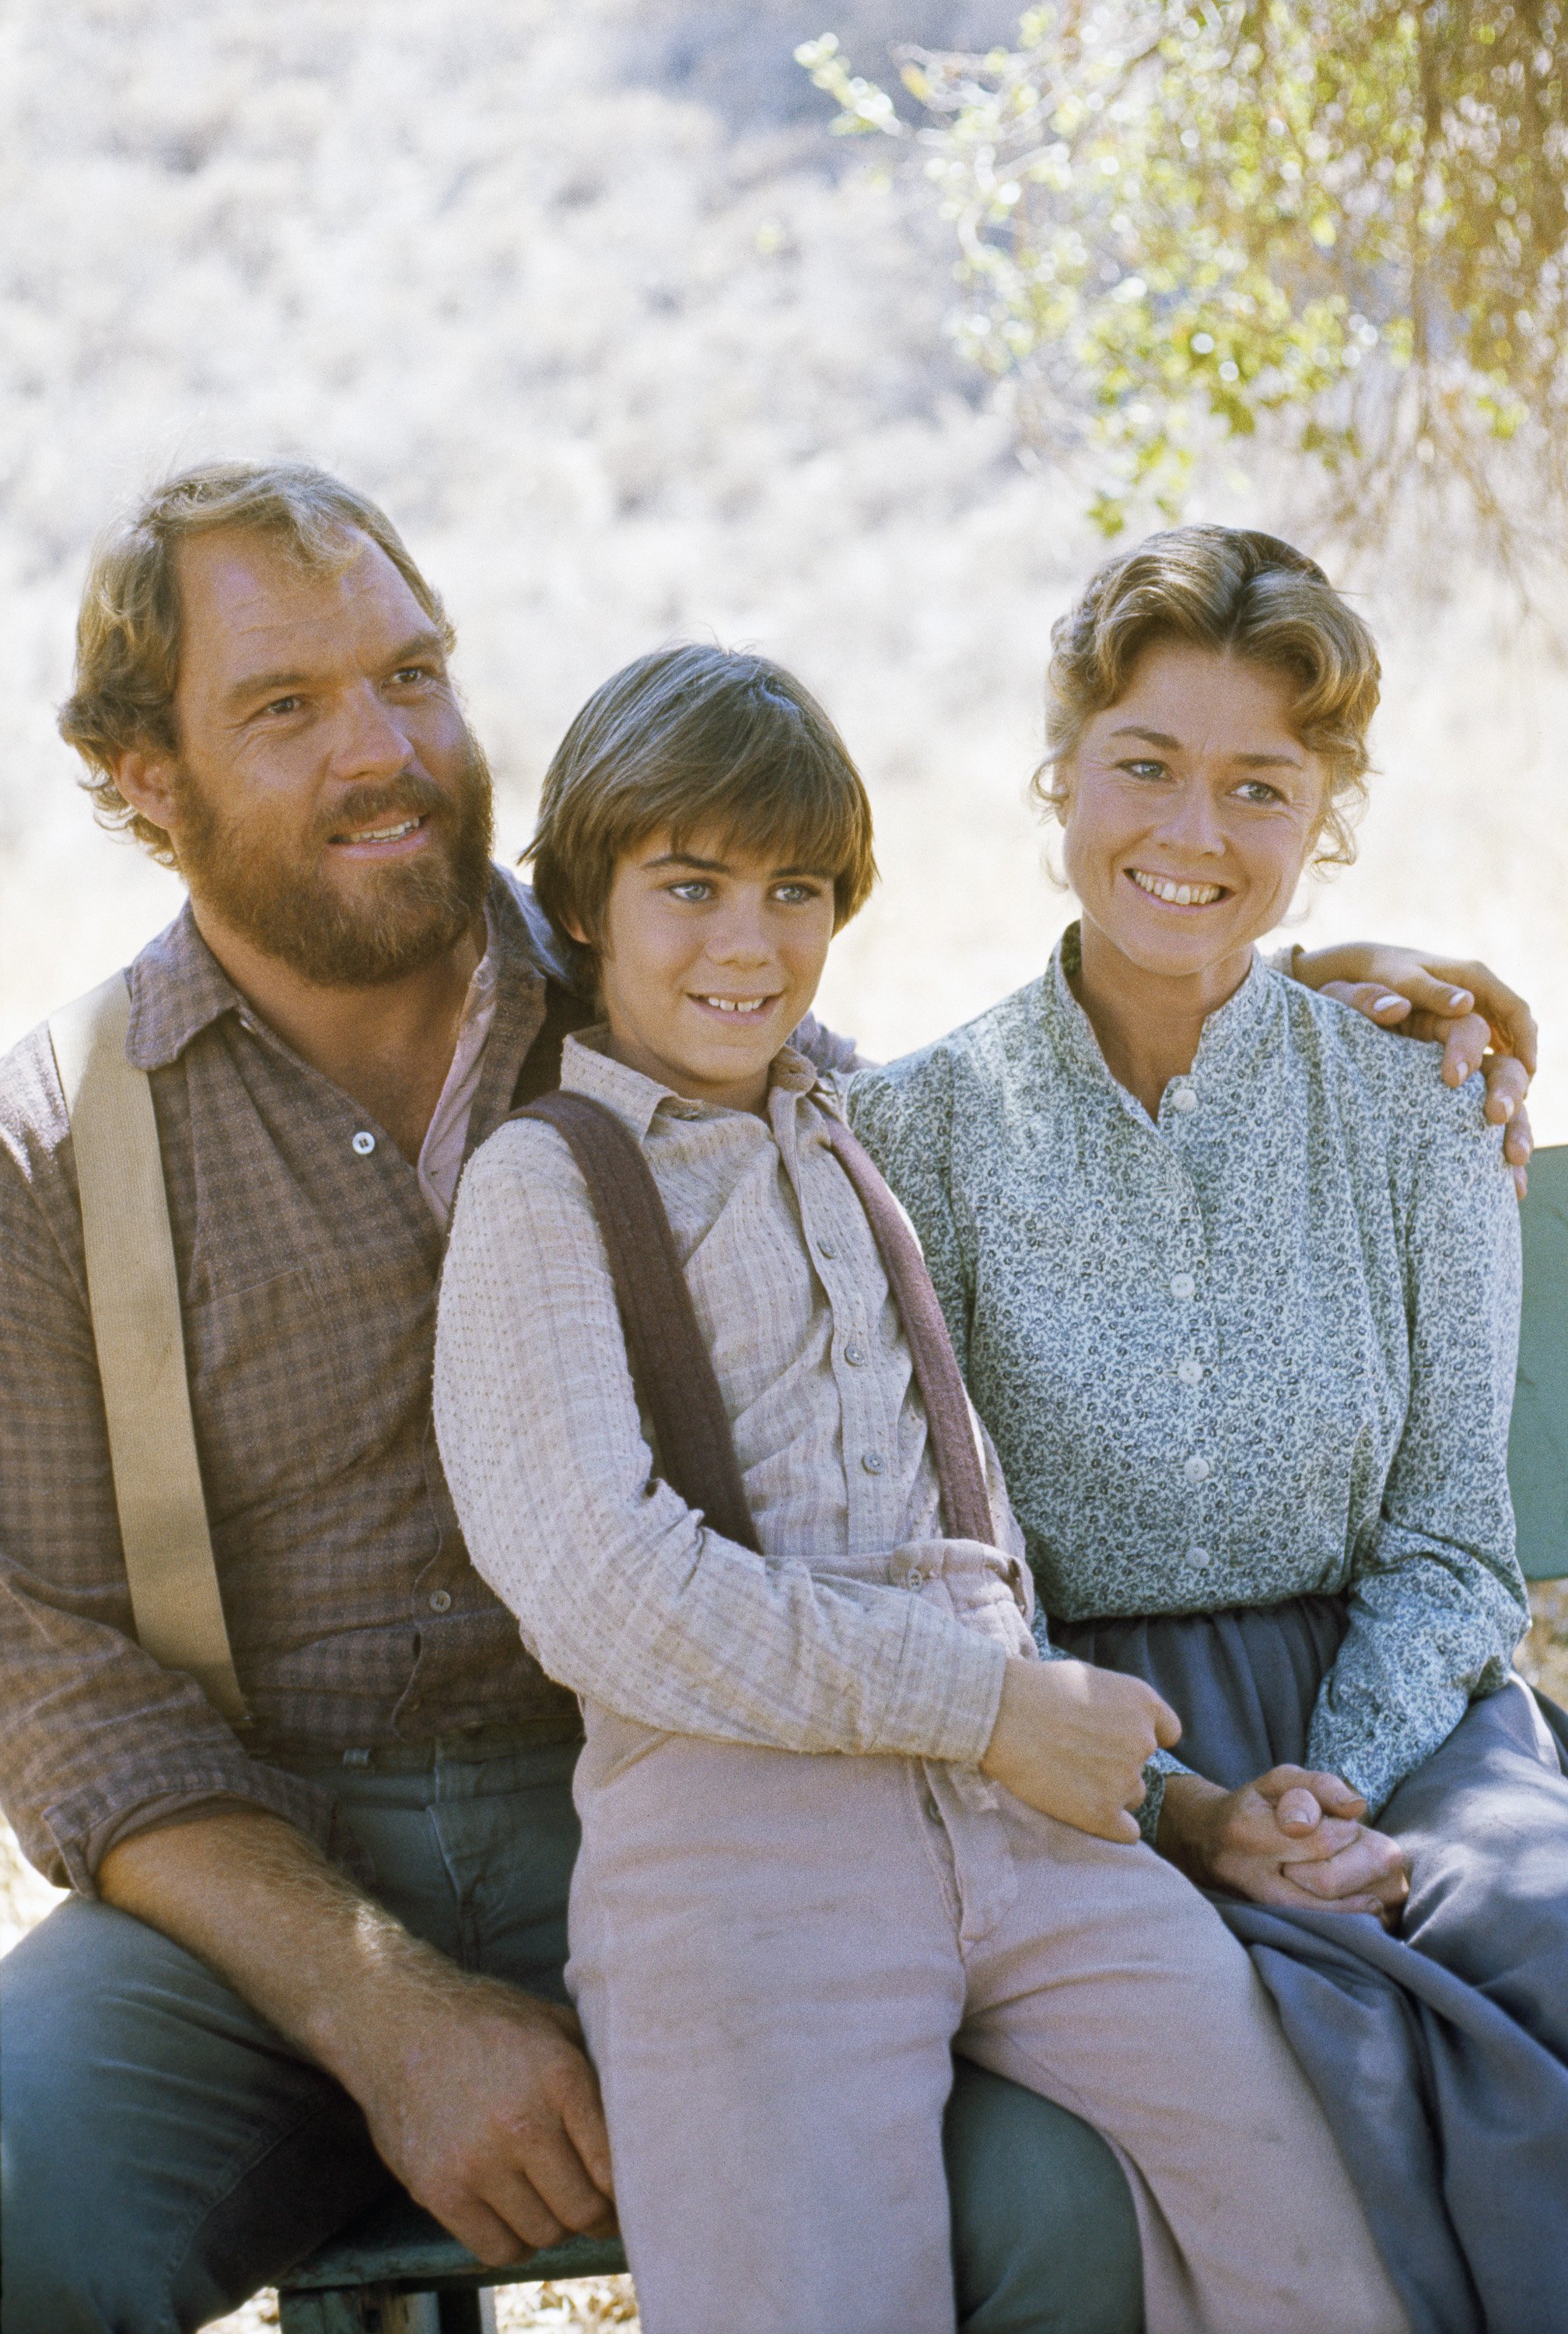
48;973;248;1724
516;1091;762;1552
515;1092;994;1551
817;1119;996;1547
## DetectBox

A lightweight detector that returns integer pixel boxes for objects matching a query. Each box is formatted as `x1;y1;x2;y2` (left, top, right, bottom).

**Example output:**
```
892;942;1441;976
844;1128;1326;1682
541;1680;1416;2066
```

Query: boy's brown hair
527;644;878;945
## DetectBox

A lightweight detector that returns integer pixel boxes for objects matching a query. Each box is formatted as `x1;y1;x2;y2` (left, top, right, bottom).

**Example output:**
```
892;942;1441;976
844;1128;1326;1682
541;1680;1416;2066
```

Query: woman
849;527;1568;2334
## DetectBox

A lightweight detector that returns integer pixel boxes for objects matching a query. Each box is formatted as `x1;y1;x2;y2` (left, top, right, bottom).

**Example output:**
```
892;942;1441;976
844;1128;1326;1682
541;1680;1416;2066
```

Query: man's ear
112;746;182;842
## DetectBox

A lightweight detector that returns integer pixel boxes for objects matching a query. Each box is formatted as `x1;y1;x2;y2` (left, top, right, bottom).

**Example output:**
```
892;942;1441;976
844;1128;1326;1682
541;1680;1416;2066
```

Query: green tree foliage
798;5;1568;552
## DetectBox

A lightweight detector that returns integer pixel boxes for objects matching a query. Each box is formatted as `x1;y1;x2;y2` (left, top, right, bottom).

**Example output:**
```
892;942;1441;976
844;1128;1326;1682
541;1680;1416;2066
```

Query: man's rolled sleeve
0;1545;337;1892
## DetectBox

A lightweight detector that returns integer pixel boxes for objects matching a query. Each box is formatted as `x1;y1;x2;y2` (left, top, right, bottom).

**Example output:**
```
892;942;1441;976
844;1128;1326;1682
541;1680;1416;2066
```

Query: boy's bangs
659;739;873;923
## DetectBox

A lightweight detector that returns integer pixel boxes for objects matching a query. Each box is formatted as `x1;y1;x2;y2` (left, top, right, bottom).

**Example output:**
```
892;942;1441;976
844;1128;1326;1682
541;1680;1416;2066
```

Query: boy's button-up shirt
435;1033;1028;1765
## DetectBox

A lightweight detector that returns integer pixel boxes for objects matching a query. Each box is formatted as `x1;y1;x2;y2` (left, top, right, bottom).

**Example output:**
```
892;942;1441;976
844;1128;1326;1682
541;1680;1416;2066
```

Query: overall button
904;1564;929;1588
1169;1271;1196;1300
843;1344;867;1367
427;1589;453;1614
1171;1085;1199;1114
1188;1546;1213;1569
352;1130;376;1156
862;1452;885;1475
1183;1455;1211;1484
1177;1358;1203;1386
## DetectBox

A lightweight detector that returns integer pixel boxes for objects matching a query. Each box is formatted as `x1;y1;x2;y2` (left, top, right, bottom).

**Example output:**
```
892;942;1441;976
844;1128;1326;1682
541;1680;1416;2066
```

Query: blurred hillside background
2;0;1566;1109
1;5;1565;2322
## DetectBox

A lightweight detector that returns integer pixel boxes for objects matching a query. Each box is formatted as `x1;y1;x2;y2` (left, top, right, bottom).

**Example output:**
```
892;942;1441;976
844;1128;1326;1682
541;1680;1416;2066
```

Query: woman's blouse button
1171;1085;1199;1114
1177;1358;1204;1386
1188;1545;1213;1569
1169;1270;1197;1299
1183;1454;1212;1484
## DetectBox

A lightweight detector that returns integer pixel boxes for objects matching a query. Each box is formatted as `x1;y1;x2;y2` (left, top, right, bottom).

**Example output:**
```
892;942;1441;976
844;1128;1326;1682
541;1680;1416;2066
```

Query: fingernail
1447;990;1468;1006
1498;1095;1516;1120
1373;995;1403;1013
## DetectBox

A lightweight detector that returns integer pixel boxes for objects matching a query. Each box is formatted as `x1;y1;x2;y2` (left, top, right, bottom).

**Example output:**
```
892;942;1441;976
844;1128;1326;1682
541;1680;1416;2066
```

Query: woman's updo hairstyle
1036;526;1381;868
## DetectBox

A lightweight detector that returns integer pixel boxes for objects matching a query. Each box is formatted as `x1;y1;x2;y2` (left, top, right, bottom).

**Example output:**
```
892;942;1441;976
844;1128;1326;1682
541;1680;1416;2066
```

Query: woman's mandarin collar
1041;921;1277;1102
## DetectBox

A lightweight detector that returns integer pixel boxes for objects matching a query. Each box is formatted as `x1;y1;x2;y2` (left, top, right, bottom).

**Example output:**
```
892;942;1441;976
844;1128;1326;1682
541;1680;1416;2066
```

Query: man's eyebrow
1108;724;1301;767
221;630;447;710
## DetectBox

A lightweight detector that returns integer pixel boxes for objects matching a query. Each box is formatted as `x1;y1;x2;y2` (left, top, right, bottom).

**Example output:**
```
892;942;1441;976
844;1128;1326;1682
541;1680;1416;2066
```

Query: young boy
432;646;1404;2334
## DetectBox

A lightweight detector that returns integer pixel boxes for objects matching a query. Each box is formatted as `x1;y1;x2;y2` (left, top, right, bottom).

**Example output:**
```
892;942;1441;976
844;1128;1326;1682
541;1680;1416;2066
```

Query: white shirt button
1169;1271;1196;1299
844;1344;867;1367
1188;1546;1213;1568
428;1589;453;1613
1178;1358;1203;1386
1171;1085;1198;1114
905;1565;928;1588
1183;1455;1211;1484
352;1130;376;1156
924;1793;942;1822
862;1452;885;1475
817;1240;838;1260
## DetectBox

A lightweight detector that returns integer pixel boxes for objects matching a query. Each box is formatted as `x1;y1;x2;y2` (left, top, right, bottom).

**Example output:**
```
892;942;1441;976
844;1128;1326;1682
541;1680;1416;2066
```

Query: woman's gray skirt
1054;1595;1568;2334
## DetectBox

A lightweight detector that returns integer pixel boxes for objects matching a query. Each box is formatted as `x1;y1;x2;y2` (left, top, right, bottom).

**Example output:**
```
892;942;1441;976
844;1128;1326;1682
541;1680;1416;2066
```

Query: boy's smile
569;825;838;1116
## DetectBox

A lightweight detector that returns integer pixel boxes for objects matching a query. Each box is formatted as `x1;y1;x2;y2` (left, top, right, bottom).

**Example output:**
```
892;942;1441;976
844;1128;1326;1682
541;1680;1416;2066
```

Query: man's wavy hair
1034;526;1381;869
58;461;453;867
527;643;878;948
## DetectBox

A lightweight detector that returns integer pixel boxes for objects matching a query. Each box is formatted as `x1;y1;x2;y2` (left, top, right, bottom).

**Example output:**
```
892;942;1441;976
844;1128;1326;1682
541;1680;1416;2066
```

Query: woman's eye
1120;759;1166;780
1235;779;1283;804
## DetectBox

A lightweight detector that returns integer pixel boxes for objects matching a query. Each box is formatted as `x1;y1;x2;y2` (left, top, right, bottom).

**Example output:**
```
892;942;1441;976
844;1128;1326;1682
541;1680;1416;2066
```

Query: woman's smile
1125;868;1230;910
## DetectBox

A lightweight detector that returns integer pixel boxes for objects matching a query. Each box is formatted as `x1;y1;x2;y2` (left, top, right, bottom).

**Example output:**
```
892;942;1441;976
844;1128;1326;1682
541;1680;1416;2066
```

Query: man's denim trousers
0;1733;1141;2334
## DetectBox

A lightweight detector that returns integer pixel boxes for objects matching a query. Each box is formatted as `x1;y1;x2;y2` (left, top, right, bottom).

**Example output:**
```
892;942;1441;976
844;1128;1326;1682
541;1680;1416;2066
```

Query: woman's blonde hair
528;643;877;948
1035;526;1381;868
59;460;453;867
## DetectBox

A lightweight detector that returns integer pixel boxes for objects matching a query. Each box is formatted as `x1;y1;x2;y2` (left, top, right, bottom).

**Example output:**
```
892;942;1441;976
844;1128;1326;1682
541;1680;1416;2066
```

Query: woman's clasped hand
1158;1768;1410;1926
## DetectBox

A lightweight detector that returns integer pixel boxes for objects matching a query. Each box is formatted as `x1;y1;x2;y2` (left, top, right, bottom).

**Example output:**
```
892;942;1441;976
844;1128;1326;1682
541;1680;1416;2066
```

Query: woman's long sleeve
1307;1109;1528;1814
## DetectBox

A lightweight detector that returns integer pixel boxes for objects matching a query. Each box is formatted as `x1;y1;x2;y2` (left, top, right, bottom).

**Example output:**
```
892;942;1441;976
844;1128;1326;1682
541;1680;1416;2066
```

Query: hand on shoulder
1293;943;1535;1196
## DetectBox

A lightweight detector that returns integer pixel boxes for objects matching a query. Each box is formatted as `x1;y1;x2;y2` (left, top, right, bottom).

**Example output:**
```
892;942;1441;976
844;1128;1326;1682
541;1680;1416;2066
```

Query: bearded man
0;461;1536;2333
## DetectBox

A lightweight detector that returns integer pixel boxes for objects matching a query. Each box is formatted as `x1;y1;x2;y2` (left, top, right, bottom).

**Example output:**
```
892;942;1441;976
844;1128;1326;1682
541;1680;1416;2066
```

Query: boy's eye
667;880;713;902
773;882;821;905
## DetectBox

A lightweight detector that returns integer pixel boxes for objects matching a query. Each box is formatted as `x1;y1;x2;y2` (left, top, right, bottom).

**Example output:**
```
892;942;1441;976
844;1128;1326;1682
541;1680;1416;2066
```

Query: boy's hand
980;1655;1181;1842
1292;944;1536;1195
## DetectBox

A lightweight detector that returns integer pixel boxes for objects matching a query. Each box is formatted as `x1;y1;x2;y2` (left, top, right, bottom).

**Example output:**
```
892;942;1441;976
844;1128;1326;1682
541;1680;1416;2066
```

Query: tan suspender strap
49;972;247;1724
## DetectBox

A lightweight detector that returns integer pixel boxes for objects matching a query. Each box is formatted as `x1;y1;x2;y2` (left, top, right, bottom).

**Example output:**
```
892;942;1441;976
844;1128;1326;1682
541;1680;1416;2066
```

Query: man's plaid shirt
0;872;589;1891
